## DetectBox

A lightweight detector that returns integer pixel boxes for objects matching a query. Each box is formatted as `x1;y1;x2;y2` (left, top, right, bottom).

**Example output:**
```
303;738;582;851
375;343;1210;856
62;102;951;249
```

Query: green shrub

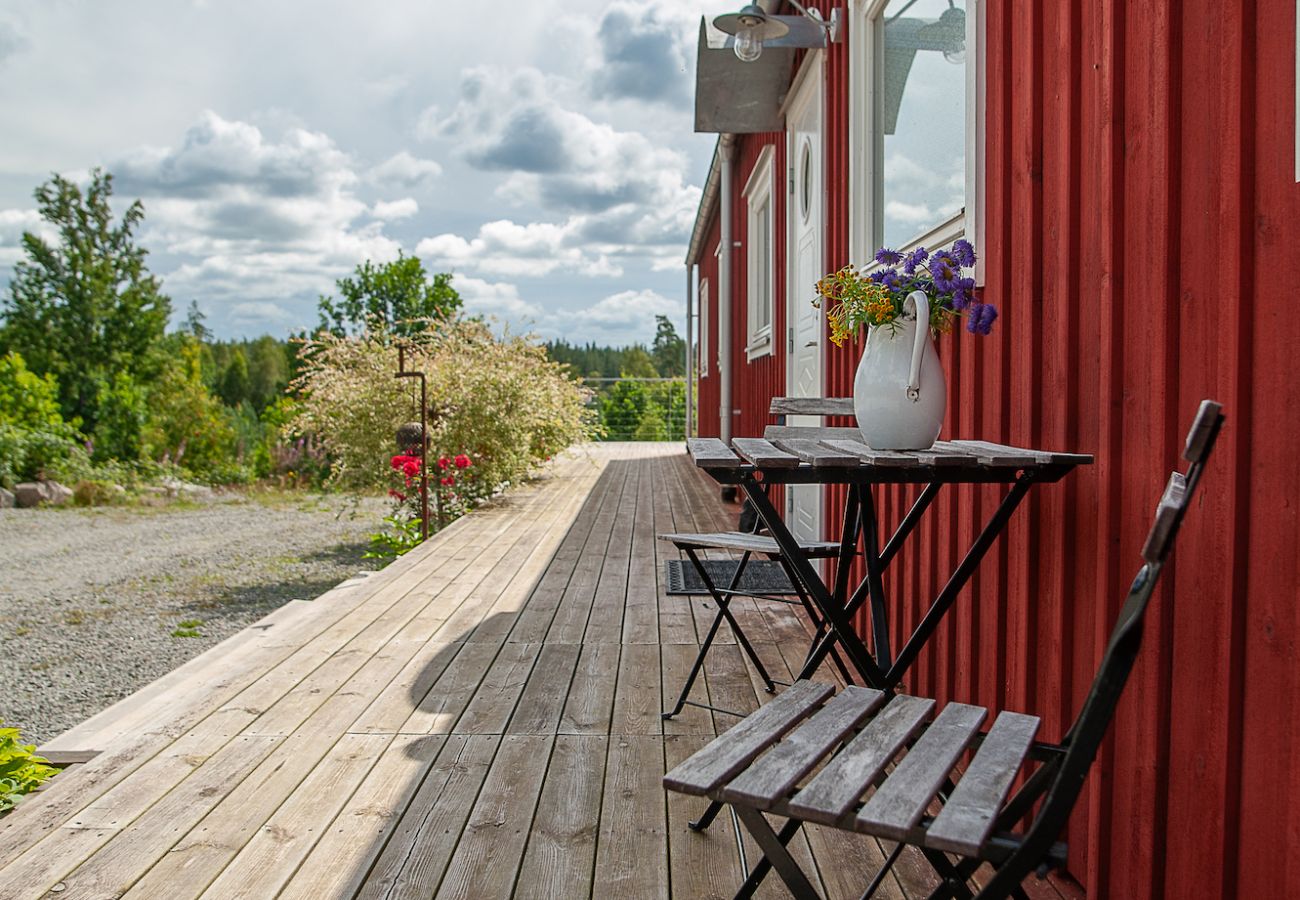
0;352;65;431
73;479;123;507
142;337;235;479
291;319;598;501
0;721;57;815
0;423;83;487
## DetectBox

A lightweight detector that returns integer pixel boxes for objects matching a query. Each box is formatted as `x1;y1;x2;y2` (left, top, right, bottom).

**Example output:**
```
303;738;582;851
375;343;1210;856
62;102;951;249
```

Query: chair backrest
1022;400;1224;851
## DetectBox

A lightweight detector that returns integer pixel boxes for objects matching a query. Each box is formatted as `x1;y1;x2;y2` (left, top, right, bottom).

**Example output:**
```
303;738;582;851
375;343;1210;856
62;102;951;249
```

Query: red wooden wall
696;0;1300;896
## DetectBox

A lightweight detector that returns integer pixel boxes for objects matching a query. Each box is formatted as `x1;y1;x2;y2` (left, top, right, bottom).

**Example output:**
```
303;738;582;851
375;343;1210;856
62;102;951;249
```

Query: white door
785;56;824;545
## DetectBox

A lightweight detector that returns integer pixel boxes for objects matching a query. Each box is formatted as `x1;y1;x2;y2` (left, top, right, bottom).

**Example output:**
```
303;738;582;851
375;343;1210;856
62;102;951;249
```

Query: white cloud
367;151;442;188
578;288;681;342
885;200;936;225
453;275;544;321
418;218;620;279
372;198;418;220
0;208;43;268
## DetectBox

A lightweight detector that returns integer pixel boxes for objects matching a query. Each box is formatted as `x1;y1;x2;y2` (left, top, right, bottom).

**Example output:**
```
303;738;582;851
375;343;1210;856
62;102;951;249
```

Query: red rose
388;488;406;501
437;457;450;470
440;475;455;486
402;460;420;478
454;454;471;469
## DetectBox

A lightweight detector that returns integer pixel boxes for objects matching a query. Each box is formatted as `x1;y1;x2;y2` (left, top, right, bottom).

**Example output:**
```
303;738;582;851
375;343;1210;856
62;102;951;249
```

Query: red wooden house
684;1;1300;897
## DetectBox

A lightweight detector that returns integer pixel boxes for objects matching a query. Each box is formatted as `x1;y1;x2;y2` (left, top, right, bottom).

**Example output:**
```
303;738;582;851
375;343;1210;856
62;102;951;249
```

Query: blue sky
0;0;716;344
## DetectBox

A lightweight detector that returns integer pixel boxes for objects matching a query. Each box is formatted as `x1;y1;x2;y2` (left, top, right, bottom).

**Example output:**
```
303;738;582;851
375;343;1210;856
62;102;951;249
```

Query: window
849;0;984;275
698;276;710;377
744;145;776;360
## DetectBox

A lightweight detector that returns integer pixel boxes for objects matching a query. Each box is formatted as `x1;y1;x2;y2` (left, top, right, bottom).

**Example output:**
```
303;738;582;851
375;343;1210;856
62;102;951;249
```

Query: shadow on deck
0;444;1078;899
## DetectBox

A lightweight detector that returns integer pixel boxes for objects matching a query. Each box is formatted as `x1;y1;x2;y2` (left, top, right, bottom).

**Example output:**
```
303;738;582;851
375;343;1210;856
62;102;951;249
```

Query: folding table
686;422;1093;691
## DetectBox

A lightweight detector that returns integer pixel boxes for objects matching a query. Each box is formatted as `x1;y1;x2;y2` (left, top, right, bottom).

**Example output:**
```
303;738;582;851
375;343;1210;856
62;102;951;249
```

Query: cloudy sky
0;0;716;344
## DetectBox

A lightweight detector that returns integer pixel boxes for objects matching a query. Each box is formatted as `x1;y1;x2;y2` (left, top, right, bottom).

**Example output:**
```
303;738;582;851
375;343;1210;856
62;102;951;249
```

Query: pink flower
454;454;471;469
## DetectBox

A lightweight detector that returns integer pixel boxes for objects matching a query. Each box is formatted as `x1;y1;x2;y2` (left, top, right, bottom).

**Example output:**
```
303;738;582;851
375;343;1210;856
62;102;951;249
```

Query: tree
0;169;172;437
318;253;462;337
218;349;250;408
620;346;658;379
651;315;686;377
183;301;211;342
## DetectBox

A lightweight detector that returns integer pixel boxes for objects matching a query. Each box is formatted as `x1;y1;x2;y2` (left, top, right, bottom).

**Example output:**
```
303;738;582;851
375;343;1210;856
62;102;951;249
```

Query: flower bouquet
813;239;996;345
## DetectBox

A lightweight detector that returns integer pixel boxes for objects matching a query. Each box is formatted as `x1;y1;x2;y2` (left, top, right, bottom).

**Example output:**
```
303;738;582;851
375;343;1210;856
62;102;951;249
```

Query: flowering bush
814;239;997;346
291;318;597;504
0;720;57;815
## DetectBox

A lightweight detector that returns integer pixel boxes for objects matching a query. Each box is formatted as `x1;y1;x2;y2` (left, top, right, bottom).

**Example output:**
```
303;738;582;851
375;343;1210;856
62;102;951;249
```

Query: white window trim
848;0;986;282
698;275;711;377
743;144;777;361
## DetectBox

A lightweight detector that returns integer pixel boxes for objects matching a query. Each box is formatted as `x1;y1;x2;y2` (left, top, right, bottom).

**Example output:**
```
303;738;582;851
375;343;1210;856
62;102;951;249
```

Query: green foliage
0;721;57;815
291;320;597;506
218;349;250;408
171;619;203;638
651;315;686;377
92;371;147;462
142;337;235;477
318;253;462;337
72;479;122;507
0;169;171;436
597;379;687;441
364;513;423;563
545;339;657;379
0;352;65;430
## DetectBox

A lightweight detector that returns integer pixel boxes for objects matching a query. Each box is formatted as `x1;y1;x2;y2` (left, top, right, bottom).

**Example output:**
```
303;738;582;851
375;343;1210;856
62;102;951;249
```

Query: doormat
665;559;797;596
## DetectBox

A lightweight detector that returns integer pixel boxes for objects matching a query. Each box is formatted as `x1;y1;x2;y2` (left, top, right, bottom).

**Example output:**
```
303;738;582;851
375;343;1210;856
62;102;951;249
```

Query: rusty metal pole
395;345;429;541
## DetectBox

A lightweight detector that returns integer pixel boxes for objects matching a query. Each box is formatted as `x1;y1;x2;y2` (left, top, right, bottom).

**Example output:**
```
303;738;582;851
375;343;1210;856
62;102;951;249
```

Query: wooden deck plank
453;641;542;735
273;733;447;900
610;642;663;735
355;734;500;900
622;452;660;644
592;734;669;899
557;642;620;735
196;732;392;899
653;455;699;646
664;735;746;900
506;642;582;735
512;734;607;900
434;734;555;899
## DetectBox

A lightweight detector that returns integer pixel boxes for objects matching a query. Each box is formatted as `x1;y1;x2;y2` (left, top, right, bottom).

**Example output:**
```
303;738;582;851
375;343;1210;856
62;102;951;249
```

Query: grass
171;618;203;638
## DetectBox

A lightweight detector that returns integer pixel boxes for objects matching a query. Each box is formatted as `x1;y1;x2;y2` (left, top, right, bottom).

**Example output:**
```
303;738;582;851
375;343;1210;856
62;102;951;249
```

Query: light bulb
733;26;762;62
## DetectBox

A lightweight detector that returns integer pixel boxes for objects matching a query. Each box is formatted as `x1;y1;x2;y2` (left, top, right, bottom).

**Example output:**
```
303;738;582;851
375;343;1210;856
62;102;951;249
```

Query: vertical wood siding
709;0;1299;895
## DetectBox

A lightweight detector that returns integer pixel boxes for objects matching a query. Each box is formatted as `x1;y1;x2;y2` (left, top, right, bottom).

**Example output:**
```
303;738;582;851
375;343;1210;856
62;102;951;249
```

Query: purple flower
866;270;886;284
903;246;929;274
880;270;902;291
952;239;977;268
951;276;976;310
874;247;904;266
930;252;959;292
966;302;998;335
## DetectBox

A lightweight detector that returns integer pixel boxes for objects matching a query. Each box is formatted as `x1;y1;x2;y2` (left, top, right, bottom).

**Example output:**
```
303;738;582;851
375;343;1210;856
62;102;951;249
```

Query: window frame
743;144;777;361
848;0;986;282
698;274;711;377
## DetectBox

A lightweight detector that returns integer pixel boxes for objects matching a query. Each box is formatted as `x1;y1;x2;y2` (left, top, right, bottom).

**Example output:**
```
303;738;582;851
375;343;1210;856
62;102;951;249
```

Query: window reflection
880;0;966;249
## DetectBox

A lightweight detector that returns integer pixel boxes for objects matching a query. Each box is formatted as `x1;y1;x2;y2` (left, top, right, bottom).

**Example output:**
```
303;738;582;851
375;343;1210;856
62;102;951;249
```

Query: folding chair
664;400;1224;900
660;493;851;720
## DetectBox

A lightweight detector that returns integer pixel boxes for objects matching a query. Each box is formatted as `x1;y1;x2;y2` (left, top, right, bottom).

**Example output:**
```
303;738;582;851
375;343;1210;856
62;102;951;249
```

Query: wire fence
584;377;690;442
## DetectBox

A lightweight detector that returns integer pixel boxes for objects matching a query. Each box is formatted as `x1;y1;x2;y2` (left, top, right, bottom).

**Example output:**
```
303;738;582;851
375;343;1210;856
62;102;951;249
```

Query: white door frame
784;51;826;542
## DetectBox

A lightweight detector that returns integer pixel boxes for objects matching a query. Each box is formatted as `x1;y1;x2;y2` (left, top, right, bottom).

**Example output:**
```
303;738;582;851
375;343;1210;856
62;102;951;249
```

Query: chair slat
769;397;856;417
786;694;934;826
719;687;887;807
924;711;1040;856
770;438;860;467
1183;399;1223;463
688;437;744;469
855;702;987;840
658;531;840;556
732;437;802;468
663;680;834;795
1141;472;1187;563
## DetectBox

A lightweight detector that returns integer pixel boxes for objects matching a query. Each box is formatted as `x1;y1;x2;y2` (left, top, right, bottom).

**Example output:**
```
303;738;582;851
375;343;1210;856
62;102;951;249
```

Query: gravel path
0;492;387;744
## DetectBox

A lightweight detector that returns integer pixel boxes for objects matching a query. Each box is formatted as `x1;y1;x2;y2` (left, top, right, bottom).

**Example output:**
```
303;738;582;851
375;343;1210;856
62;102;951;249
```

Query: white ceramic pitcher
852;290;946;450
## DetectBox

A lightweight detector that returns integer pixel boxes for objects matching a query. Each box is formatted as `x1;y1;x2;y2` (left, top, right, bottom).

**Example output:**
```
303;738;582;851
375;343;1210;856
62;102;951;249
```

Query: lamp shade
713;4;790;41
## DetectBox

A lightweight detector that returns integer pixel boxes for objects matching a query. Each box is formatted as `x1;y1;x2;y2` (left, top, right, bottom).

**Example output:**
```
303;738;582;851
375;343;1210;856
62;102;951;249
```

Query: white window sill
745;332;773;362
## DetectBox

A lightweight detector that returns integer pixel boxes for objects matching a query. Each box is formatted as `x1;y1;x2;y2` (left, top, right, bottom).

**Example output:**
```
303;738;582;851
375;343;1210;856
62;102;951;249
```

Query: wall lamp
713;2;843;62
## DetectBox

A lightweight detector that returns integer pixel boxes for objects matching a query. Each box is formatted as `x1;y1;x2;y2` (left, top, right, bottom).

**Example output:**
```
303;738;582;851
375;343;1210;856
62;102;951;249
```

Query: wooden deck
0;444;1076;899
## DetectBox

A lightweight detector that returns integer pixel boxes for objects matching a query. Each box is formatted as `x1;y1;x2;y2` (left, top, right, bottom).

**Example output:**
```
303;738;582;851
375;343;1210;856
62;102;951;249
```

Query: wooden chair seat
658;531;842;558
665;681;1041;859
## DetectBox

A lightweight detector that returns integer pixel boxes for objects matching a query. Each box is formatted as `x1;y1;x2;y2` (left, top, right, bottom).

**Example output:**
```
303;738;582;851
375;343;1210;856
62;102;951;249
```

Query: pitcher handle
906;290;929;402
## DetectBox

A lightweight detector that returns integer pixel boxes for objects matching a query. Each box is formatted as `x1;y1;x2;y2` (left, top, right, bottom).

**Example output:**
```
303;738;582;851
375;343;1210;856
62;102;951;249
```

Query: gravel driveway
0;492;387;744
